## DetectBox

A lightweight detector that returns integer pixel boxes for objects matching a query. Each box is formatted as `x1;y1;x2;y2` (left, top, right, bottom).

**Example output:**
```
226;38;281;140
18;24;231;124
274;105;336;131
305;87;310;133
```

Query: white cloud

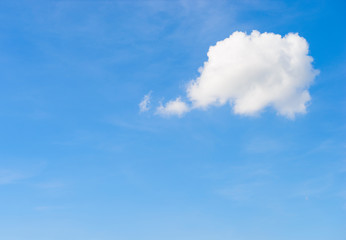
139;92;151;112
159;30;319;118
156;97;190;117
0;169;26;185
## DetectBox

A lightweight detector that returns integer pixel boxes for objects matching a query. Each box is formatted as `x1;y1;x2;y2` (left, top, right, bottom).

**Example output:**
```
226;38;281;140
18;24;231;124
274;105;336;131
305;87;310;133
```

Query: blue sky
0;0;345;239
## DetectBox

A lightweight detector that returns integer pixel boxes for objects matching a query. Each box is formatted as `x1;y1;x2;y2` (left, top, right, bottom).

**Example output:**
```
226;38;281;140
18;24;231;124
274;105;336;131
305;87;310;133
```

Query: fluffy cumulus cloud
187;30;319;118
143;31;319;118
156;97;189;117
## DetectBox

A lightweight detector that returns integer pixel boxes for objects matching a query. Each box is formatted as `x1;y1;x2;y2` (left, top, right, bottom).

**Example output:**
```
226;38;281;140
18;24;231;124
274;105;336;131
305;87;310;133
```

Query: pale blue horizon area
0;1;345;239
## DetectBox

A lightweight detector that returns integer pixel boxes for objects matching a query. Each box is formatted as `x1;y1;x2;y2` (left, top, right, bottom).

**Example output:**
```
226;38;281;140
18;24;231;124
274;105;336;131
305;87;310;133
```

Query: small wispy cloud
36;180;65;189
216;182;264;202
245;137;283;154
156;97;190;117
34;205;66;211
139;91;152;112
293;174;334;200
0;169;26;185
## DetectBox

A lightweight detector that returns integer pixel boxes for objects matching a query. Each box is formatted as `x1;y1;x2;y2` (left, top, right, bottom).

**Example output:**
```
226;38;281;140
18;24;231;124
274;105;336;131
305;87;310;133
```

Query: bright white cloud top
151;30;319;118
